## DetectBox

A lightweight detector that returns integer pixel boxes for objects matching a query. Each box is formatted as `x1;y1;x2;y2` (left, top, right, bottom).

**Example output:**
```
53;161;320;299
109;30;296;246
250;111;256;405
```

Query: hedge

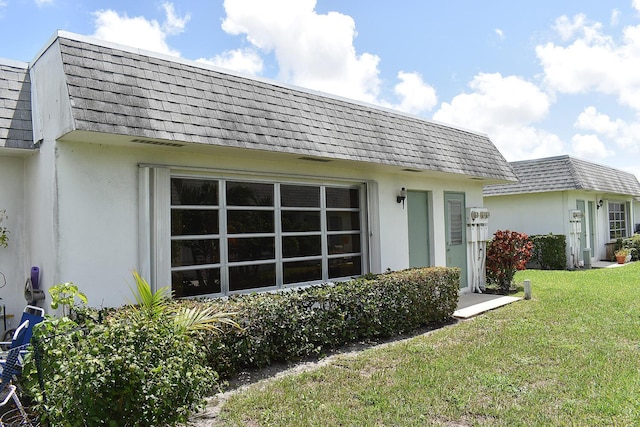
190;267;460;378
529;234;567;270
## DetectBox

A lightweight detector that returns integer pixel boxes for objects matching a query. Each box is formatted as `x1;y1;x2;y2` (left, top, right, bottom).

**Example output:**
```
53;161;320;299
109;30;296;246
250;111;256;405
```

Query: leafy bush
621;234;640;260
486;230;533;292
26;314;216;426
197;267;459;378
23;273;236;427
529;234;567;270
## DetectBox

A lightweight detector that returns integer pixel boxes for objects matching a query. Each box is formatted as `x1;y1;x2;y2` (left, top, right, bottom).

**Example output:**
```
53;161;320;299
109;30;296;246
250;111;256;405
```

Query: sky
1;1;640;180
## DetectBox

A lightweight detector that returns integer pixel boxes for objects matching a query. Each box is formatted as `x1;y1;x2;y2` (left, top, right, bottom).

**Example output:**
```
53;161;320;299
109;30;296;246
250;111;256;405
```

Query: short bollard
524;279;531;300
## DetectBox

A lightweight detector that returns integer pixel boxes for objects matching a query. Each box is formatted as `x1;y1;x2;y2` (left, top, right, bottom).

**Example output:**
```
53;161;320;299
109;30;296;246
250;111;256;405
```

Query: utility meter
466;207;490;225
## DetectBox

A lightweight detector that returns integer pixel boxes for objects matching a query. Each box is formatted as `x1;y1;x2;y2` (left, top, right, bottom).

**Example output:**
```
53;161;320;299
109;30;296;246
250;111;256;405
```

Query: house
0;31;516;320
483;155;640;268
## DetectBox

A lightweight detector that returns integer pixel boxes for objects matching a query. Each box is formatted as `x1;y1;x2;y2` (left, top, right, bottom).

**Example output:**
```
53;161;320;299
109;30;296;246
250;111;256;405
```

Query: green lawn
217;264;640;426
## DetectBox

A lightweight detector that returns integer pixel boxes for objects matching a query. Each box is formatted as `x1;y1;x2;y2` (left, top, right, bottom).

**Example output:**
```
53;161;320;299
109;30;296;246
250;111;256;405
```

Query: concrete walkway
454;292;521;319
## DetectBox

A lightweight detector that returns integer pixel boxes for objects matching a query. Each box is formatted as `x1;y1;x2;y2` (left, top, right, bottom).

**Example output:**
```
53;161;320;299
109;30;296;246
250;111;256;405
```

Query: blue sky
1;1;640;179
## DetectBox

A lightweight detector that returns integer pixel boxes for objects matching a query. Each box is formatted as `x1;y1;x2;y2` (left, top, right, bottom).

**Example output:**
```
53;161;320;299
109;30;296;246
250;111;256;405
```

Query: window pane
281;185;320;207
284;260;322;284
328;234;361;255
226;182;273;206
326;211;360;231
171;178;218;206
227;211;274;233
228;237;275;262
326;187;359;208
171;210;219;235
283;235;322;258
229;264;276;291
172;268;221;297
282;211;321;232
448;200;463;245
328;256;361;278
172;239;220;266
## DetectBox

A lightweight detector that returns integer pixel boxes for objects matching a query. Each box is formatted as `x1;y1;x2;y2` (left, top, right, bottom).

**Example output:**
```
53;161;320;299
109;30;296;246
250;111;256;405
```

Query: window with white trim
170;177;365;297
608;202;627;240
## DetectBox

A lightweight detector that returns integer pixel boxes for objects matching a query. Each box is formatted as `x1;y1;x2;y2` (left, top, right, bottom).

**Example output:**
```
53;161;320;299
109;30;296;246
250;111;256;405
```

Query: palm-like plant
131;271;241;334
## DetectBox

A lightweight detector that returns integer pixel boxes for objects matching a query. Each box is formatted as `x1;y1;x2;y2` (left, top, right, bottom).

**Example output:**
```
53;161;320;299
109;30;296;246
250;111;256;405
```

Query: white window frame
608;201;628;240
141;166;371;297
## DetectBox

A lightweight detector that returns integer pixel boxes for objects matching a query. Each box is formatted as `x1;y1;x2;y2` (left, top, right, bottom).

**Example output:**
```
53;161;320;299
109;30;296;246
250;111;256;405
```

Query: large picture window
170;177;364;297
608;202;628;240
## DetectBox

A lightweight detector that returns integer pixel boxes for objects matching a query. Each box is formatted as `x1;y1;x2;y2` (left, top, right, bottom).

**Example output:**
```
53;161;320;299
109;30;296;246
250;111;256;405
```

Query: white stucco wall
32;137;486;308
485;190;637;266
0;154;29;326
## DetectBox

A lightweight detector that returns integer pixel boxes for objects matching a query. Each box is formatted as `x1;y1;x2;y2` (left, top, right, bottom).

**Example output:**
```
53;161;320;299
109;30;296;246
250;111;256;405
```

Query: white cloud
392;71;437;115
161;2;190;35
196;48;264;75
571;133;614;159
220;0;434;111
221;0;381;104
574;106;640;152
634;0;640;12
494;28;504;39
35;0;53;6
92;3;189;57
433;72;562;160
537;14;640;111
611;9;621;26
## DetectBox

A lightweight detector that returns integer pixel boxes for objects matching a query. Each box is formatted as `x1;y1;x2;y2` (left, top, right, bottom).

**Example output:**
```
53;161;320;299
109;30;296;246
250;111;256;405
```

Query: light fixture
597;199;604;210
397;187;407;208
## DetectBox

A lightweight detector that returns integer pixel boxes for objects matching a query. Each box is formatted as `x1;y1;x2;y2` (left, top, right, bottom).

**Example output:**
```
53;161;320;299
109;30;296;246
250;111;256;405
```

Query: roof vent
299;156;331;163
131;138;185;148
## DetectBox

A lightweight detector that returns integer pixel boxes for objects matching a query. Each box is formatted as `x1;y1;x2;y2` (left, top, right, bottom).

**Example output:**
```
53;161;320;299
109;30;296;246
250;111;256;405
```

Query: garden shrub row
192;267;460;378
528;233;567;270
22;267;459;424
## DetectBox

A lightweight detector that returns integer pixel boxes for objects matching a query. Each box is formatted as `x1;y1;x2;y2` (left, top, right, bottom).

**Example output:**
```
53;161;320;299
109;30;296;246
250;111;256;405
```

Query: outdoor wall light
597;199;604;209
397;187;407;208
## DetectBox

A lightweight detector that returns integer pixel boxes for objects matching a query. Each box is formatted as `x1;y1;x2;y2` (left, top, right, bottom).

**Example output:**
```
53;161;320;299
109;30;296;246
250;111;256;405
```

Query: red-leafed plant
486;230;533;293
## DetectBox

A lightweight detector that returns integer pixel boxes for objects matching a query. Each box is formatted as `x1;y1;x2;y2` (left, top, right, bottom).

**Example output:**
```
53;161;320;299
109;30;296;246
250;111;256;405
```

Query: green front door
408;191;430;268
588;201;595;257
577;200;587;261
444;192;467;289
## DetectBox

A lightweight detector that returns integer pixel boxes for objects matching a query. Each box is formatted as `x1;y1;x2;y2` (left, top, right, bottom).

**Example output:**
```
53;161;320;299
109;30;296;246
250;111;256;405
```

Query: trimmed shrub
530;234;567;270
23;267;459;420
196;267;459;378
621;234;640;260
486;230;533;292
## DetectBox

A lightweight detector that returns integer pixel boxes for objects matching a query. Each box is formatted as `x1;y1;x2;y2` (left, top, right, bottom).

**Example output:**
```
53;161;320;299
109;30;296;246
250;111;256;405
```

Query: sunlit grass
218;264;640;426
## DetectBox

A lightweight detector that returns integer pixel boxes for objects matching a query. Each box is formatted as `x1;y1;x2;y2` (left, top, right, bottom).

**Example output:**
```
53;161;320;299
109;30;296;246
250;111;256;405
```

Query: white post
524;279;531;300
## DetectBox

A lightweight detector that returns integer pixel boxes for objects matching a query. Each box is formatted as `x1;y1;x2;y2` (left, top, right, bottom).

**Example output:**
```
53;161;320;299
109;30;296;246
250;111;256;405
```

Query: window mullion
321;186;328;281
220;179;229;295
275;184;283;289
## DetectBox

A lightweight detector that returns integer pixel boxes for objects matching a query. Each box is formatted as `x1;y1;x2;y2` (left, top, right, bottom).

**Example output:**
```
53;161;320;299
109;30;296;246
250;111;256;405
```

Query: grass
216;264;640;426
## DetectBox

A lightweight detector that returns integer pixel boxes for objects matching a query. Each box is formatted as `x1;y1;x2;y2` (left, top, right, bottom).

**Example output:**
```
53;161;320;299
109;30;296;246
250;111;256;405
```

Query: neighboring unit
483;155;640;268
0;31;516;318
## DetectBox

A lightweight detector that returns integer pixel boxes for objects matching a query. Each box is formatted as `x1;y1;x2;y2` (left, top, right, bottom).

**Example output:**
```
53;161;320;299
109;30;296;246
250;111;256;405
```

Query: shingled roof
483;155;640;197
42;32;516;182
0;59;32;150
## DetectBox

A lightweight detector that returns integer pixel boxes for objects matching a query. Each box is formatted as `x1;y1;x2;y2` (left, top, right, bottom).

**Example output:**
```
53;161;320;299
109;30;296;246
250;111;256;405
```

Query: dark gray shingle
483;155;640;197
0;61;32;149
56;36;516;181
